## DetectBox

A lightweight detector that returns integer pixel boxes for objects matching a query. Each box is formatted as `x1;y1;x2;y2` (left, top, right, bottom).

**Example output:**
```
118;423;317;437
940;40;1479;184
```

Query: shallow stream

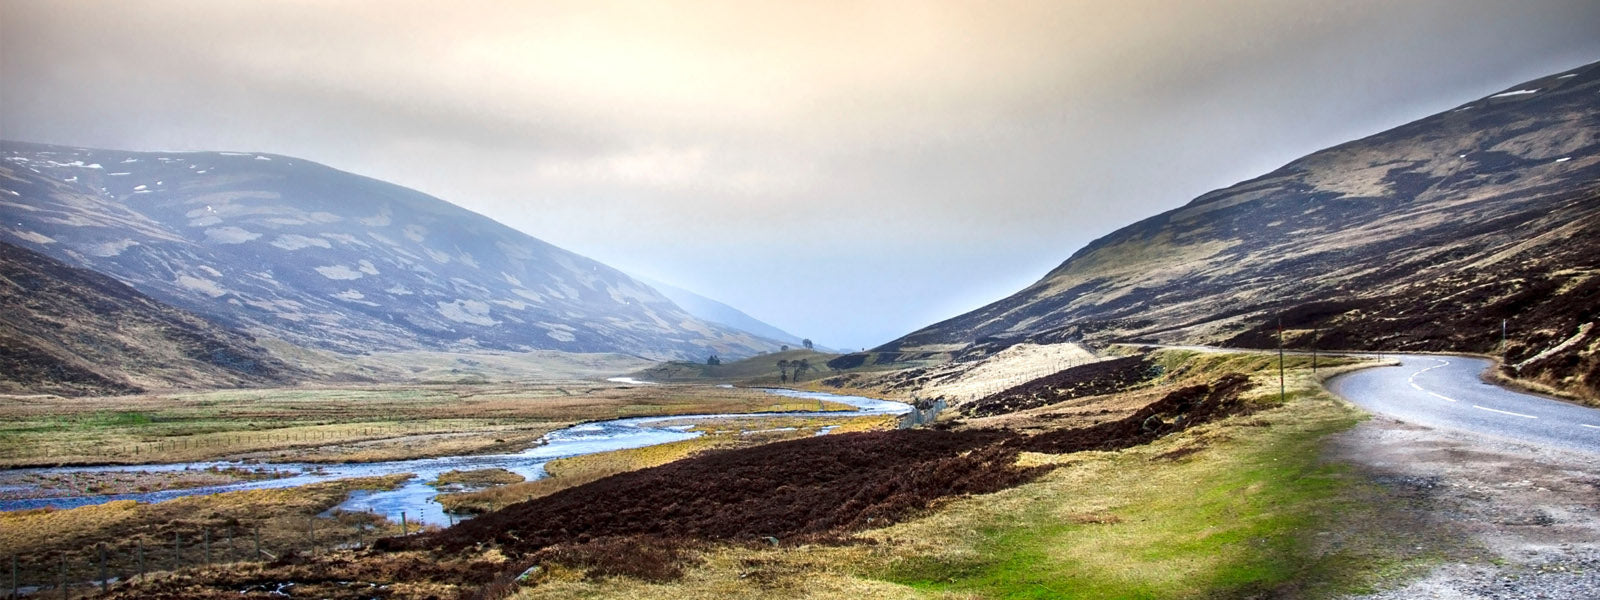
0;387;908;527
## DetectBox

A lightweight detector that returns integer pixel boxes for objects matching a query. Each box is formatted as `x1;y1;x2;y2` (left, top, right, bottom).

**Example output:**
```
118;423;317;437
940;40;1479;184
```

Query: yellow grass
431;468;525;488
0;384;863;466
0;474;413;589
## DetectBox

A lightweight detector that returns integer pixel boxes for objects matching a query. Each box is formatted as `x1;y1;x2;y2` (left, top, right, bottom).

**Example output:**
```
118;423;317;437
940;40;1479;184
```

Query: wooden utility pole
1311;327;1318;373
1278;317;1286;402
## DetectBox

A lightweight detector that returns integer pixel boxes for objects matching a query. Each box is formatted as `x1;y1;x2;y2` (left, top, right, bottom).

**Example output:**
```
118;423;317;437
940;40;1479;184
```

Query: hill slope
635;277;808;348
0;240;299;395
0;142;777;360
887;61;1600;399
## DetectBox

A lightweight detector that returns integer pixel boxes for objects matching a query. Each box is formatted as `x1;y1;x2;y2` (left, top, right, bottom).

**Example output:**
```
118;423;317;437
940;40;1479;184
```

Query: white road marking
1406;360;1457;402
1582;424;1600;430
1472;405;1538;419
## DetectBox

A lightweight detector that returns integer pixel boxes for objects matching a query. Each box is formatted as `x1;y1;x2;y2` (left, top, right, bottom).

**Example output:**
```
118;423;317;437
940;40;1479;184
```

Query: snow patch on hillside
8;229;55;244
270;234;331;250
205;227;261;244
176;275;227;297
437;299;498;326
315;265;365;280
83;239;138;257
1490;89;1539;99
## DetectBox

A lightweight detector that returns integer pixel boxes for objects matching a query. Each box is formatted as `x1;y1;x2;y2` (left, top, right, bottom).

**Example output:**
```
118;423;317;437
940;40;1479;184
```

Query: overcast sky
4;1;1599;349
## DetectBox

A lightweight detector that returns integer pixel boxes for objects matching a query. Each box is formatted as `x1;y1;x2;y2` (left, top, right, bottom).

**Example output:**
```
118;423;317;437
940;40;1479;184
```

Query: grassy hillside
0;241;300;395
885;61;1600;402
633;349;849;384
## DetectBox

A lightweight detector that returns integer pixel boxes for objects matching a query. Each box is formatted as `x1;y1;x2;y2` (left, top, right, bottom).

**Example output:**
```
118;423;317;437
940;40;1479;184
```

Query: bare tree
792;358;811;381
802;338;813;350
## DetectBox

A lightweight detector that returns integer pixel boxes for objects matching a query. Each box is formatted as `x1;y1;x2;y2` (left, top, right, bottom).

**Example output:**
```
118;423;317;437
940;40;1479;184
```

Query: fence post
308;519;316;556
254;527;261;560
401;512;407;536
98;544;107;593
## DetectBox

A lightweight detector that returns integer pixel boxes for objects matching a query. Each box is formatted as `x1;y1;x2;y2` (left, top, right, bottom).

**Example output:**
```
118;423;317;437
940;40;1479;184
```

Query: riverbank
0;382;861;468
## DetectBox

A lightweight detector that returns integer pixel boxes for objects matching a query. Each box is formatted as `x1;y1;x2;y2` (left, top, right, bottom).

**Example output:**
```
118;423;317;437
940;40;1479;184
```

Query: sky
3;1;1600;349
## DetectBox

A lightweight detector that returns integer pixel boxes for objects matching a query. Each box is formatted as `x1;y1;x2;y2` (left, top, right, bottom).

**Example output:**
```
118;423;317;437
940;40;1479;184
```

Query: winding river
0;388;909;527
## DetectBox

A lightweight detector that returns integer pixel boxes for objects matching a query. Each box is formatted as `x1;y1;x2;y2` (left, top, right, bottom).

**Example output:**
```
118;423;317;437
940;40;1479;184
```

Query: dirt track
1329;416;1600;598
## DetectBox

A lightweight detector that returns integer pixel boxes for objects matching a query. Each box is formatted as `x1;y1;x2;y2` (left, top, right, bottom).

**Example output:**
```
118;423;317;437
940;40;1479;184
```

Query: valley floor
7;348;1593;598
0;382;855;469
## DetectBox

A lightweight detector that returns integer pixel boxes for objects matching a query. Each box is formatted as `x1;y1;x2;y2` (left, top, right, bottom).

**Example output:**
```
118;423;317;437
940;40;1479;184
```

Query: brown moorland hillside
0;240;299;395
885;61;1600;401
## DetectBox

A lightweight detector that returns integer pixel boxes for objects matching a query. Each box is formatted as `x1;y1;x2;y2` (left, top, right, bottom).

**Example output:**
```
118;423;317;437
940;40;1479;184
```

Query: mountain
885;61;1600;400
0;142;778;361
0;240;299;395
635;276;812;348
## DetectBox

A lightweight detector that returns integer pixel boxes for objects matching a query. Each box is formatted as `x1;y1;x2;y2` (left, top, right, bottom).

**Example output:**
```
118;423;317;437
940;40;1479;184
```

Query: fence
5;511;422;599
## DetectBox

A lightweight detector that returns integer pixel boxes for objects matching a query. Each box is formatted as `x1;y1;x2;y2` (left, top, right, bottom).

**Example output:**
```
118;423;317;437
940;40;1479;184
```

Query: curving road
1328;354;1600;454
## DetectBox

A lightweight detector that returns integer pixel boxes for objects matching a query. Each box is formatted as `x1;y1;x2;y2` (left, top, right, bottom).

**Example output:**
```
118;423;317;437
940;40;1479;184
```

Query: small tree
802;338;813;350
781;345;790;352
777;359;790;383
706;355;721;366
792;358;811;381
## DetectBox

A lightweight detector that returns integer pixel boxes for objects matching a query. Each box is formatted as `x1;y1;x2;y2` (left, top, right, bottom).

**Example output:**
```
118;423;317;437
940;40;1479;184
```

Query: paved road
1328;354;1600;454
